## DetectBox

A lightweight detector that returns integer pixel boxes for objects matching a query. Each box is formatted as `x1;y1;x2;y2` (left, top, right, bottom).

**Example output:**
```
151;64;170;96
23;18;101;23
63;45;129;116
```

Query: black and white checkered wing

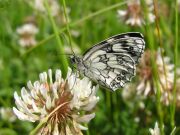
82;32;145;91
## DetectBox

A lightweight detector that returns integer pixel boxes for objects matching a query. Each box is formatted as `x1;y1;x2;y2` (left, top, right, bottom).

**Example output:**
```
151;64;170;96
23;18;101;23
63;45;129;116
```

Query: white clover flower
161;68;180;107
26;0;71;24
149;122;176;135
117;0;155;26
16;23;39;47
0;107;16;122
13;68;99;134
70;30;80;38
34;0;60;17
122;83;145;110
136;49;174;99
149;122;160;135
25;0;60;17
135;49;180;106
122;83;136;100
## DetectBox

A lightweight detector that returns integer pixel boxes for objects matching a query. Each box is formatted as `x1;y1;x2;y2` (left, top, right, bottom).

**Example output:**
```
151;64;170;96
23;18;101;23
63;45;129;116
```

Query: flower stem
142;0;164;134
29;117;48;135
24;1;127;55
170;0;178;131
61;0;74;54
153;0;168;93
44;0;68;74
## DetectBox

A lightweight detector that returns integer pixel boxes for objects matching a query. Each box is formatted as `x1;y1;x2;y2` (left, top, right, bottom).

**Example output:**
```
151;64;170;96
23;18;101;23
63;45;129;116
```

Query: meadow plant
0;0;179;134
13;68;99;134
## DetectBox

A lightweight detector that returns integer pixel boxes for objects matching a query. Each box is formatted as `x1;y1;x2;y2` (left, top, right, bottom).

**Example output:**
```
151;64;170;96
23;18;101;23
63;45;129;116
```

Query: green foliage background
0;0;179;135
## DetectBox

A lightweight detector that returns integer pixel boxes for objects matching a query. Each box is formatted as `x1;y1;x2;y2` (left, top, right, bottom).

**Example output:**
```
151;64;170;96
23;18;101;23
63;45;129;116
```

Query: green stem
170;0;178;130
29;118;48;135
24;1;127;55
61;0;73;53
142;0;164;134
85;123;90;135
153;0;168;91
44;0;68;74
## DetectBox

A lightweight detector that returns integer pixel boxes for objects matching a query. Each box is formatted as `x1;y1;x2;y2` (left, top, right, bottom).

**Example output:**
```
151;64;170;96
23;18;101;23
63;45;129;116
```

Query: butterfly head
69;55;81;65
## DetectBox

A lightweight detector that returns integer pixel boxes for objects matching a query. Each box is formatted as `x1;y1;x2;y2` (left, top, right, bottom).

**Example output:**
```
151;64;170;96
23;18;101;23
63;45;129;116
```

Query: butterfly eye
70;57;76;64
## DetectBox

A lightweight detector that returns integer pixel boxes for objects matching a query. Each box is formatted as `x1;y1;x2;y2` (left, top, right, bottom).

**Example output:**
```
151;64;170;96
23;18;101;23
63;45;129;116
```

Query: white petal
32;100;40;112
117;10;127;16
14;92;26;111
21;87;32;105
39;85;48;99
67;67;72;79
13;107;36;122
52;84;59;99
55;69;62;83
33;81;40;91
83;96;99;111
68;74;76;90
144;81;151;96
77;123;88;130
53;123;59;135
14;92;40;119
148;13;155;23
75;113;95;123
45;95;52;110
27;81;34;90
137;80;145;94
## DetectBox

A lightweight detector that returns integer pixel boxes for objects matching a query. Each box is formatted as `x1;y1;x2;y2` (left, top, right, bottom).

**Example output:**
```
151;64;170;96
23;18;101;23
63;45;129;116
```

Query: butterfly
70;32;145;91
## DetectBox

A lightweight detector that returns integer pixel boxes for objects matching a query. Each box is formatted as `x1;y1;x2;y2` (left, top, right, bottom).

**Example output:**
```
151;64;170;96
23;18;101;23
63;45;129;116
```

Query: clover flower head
149;122;160;135
13;68;99;134
117;0;155;26
0;107;16;122
137;49;174;98
16;23;38;47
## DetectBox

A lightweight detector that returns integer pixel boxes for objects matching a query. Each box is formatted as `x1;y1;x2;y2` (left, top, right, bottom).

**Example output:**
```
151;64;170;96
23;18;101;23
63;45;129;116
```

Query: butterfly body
70;32;145;91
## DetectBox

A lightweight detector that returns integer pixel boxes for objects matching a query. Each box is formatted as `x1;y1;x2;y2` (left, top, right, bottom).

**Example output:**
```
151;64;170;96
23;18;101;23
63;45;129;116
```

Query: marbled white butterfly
70;32;145;91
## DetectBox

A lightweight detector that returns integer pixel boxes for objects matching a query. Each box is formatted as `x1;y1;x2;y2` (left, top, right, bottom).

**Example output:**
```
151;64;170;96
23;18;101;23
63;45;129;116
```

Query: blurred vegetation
0;0;179;135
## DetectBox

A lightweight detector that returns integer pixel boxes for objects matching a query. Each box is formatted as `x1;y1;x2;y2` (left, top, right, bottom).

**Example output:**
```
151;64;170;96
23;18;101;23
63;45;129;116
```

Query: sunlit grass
0;0;179;135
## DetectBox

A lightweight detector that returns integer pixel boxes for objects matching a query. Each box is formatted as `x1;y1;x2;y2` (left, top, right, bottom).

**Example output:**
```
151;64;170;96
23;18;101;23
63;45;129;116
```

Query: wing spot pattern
81;32;145;91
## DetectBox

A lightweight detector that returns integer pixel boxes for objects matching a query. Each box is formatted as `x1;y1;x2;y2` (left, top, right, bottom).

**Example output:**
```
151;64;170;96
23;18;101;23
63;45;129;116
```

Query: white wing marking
108;71;117;79
88;50;106;61
91;62;107;70
92;57;100;63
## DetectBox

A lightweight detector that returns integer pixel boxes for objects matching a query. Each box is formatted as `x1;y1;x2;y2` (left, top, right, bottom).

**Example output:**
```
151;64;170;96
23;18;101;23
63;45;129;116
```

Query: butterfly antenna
62;0;74;56
60;33;75;56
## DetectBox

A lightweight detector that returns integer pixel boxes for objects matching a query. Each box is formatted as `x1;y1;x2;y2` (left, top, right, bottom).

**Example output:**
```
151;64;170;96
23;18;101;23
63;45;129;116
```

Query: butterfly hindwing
86;53;135;90
81;32;145;91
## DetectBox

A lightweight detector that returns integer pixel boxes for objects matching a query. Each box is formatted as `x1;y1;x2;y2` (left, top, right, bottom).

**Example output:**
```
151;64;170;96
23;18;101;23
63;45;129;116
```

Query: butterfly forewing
81;32;145;91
